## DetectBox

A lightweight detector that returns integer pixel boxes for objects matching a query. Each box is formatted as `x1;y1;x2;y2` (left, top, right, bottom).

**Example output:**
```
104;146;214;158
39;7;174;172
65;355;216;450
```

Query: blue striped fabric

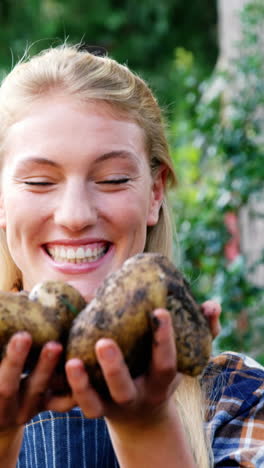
17;408;119;468
17;352;264;467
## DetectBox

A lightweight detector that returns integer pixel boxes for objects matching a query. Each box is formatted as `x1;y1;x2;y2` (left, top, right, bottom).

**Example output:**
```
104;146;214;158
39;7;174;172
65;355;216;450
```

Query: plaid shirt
203;352;264;467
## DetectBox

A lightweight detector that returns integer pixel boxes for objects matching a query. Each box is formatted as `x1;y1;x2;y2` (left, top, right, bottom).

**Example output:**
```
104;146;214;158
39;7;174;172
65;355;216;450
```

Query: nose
54;180;97;232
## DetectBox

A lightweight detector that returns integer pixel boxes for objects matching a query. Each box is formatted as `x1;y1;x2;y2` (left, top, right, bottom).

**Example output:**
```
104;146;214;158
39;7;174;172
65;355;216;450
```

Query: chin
65;280;96;304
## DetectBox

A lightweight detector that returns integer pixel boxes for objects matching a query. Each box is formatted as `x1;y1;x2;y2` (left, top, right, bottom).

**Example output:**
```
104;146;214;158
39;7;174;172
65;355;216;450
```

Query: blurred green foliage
0;0;217;105
170;0;264;363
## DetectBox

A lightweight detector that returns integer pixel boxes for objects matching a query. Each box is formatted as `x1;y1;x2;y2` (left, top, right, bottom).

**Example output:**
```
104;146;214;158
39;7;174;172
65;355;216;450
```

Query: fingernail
98;345;116;361
70;367;82;377
46;350;57;360
45;342;62;359
14;336;29;353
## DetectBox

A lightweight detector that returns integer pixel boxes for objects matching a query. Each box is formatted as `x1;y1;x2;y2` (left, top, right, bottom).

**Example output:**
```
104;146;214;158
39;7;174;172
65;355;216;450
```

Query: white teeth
86;247;92;257
76;247;85;259
67;248;75;260
47;245;106;263
60;248;66;259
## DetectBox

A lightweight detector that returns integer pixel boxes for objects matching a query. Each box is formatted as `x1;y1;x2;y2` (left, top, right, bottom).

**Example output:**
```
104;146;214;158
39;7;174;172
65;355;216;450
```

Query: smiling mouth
45;243;110;264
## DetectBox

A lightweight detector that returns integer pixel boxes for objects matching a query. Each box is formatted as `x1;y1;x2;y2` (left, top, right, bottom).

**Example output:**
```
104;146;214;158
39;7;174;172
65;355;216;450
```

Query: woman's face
0;96;165;300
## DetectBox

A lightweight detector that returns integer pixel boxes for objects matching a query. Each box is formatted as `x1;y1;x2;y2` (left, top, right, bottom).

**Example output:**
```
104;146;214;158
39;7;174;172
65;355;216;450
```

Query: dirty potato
0;282;86;369
29;281;86;317
66;253;213;397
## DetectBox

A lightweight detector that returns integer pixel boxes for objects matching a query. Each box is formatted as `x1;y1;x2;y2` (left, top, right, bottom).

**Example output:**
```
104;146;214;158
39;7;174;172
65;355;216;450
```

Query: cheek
4;191;48;243
103;191;151;233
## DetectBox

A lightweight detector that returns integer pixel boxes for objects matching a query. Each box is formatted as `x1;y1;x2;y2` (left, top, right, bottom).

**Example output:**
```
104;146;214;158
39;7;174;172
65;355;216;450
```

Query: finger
66;358;104;418
0;332;32;397
17;341;63;422
202;300;221;318
28;341;63;389
96;339;137;405
201;300;221;338
147;309;180;401
0;332;32;426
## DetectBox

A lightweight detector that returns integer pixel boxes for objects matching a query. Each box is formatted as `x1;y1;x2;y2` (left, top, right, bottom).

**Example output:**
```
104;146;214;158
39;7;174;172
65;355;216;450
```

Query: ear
0;194;6;229
147;165;168;226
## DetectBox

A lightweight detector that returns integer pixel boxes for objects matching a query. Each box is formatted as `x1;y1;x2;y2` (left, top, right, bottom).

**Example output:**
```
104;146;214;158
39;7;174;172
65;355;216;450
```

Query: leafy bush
0;0;217;106
170;0;264;363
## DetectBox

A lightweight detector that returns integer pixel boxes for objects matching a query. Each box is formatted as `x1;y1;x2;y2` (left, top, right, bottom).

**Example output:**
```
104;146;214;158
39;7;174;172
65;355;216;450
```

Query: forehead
3;96;148;165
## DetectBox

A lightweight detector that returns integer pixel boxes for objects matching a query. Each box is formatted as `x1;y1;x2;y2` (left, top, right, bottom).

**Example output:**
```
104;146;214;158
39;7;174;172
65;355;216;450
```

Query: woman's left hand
45;300;222;418
48;308;200;468
43;301;221;467
45;308;179;420
45;299;221;420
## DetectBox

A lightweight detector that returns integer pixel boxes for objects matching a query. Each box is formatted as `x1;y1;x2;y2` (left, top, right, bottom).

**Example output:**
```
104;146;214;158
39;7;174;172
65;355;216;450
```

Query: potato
66;253;213;397
29;281;86;316
0;282;86;369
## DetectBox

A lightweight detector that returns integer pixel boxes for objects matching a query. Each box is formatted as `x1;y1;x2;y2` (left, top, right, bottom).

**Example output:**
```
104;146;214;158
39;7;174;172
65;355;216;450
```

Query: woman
0;44;262;468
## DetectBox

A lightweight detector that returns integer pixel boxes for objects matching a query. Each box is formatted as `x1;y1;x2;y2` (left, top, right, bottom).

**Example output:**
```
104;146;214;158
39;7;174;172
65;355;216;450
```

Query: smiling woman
0;98;161;300
0;57;175;295
0;44;262;468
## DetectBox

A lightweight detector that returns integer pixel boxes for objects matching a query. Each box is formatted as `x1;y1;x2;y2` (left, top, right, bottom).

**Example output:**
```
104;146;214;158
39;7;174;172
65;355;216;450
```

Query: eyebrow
93;151;139;164
14;151;139;169
14;157;60;170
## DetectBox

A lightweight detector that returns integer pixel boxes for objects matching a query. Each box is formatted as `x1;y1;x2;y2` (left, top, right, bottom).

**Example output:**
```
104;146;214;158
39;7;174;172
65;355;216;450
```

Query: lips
44;241;109;264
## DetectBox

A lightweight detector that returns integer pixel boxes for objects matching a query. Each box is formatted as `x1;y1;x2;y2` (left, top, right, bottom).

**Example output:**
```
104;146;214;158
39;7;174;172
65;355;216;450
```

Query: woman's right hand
0;332;63;433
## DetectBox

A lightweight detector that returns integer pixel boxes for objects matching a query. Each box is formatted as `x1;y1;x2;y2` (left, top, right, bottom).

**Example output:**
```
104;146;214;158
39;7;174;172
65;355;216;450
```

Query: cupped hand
47;308;180;427
0;332;63;432
0;299;221;434
48;300;221;423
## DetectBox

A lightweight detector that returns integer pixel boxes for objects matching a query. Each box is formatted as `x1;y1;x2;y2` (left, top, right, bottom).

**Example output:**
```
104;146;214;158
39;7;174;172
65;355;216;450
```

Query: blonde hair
0;44;211;466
